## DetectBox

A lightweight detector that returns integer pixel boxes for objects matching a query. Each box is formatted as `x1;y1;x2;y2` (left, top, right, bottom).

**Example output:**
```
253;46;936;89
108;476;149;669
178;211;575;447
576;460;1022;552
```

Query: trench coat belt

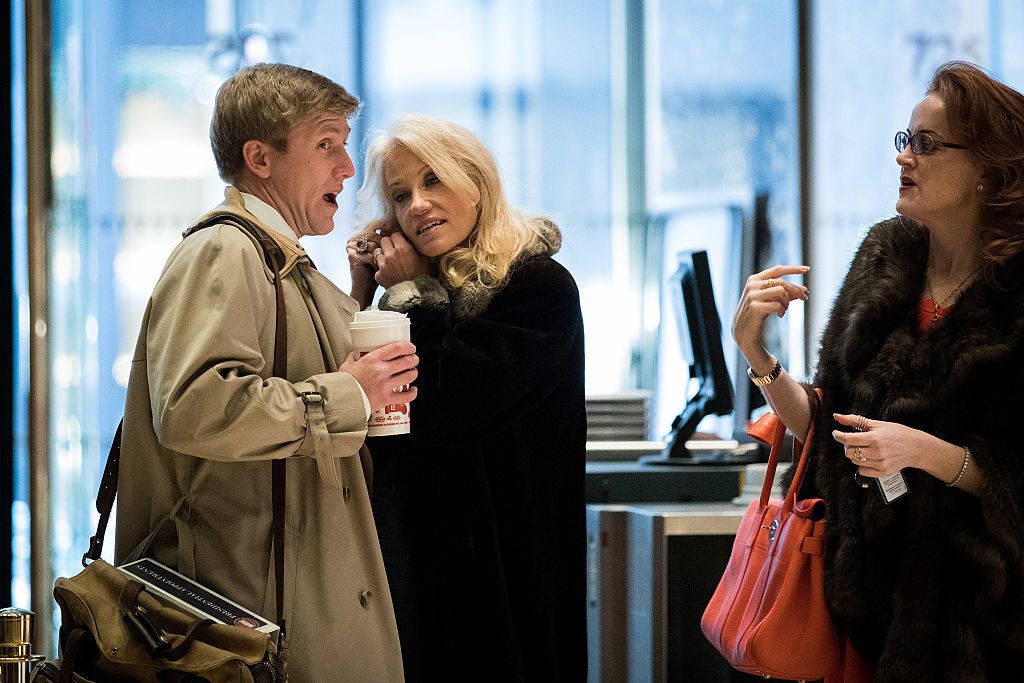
300;391;343;490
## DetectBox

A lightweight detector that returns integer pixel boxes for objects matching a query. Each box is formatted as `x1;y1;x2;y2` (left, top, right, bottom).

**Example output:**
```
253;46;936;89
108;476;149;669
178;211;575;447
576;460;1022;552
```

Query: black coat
806;217;1024;681
370;252;587;682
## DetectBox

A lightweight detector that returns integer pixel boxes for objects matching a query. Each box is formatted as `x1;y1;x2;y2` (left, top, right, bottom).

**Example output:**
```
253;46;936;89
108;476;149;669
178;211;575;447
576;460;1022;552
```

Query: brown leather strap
162;618;217;662
83;420;122;565
118;579;145;613
58;627;90;683
187;214;290;637
267;243;288;640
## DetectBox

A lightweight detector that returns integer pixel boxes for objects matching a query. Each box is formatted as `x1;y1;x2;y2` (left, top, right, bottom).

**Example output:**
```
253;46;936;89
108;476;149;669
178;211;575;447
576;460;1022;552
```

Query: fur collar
820;216;1024;424
380;220;562;321
446;219;561;320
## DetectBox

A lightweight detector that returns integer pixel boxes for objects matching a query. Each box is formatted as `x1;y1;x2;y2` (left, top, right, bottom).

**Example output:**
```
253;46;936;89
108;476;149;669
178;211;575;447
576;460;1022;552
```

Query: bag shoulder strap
82;421;121;565
85;213;290;635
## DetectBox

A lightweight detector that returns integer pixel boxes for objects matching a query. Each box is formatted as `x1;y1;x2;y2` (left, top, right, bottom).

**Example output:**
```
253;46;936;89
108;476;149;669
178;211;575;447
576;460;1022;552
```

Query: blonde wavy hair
356;115;550;290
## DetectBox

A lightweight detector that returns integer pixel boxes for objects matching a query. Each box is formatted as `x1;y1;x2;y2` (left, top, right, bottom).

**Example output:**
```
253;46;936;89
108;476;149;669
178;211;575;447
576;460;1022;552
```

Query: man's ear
241;139;272;180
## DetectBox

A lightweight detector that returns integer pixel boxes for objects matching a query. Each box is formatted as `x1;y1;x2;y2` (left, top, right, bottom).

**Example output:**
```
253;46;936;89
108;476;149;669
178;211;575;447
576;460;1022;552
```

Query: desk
585;462;745;504
588;503;762;683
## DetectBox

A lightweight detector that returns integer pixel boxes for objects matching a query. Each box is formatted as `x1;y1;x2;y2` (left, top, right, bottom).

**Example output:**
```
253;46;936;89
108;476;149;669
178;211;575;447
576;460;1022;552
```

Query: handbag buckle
768;519;779;542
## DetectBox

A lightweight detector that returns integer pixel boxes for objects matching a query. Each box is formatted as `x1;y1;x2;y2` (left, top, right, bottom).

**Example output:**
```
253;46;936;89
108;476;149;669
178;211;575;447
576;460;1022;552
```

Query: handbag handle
747;412;816;515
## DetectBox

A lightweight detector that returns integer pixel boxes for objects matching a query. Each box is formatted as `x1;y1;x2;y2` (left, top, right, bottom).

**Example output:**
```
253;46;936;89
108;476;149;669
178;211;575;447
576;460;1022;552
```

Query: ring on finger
853;445;866;462
760;279;779;290
373;247;384;259
354;236;370;254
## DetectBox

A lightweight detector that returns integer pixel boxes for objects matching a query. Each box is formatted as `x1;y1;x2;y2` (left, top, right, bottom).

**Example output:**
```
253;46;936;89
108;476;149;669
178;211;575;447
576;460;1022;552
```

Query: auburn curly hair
928;61;1024;287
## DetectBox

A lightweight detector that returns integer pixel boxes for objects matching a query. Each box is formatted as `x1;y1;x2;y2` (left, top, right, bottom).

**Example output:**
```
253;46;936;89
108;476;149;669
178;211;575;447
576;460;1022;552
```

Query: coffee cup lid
354;310;408;322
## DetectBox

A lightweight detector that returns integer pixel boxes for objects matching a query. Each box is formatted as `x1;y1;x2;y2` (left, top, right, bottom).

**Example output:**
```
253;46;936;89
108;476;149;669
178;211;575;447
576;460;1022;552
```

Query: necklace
926;265;982;322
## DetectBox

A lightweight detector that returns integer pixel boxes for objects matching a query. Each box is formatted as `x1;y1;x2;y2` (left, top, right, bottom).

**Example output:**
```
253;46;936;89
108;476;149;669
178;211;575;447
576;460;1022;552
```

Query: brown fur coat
804;217;1024;681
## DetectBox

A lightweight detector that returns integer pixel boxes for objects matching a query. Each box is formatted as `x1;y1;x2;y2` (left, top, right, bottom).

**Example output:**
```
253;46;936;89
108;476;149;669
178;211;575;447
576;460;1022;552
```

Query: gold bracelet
946;446;971;488
747;355;782;387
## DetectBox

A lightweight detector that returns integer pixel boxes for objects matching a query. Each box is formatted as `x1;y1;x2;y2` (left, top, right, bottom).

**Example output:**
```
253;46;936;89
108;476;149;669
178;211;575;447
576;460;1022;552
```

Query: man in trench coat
114;63;417;682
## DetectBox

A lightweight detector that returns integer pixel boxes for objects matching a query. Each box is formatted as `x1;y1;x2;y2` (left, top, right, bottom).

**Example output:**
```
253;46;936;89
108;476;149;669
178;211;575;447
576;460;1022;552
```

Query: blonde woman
348;115;586;682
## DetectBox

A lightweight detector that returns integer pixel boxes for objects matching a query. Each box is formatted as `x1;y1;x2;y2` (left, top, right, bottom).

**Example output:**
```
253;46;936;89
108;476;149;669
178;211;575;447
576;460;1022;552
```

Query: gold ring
853;446;865;462
373;248;384;257
760;279;778;290
353;236;370;254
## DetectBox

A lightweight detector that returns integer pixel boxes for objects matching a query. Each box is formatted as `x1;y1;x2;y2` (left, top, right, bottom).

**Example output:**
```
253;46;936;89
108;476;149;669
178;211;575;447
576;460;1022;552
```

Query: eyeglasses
895;130;969;155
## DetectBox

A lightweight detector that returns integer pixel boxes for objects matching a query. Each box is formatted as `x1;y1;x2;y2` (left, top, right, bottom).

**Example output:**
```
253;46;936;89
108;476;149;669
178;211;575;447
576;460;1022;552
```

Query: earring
978;184;984;191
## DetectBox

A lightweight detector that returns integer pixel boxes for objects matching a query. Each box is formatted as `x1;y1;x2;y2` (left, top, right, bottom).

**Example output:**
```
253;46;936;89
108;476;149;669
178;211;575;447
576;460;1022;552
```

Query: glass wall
25;0;362;648
360;0;626;394
646;0;798;438
15;0;1024;650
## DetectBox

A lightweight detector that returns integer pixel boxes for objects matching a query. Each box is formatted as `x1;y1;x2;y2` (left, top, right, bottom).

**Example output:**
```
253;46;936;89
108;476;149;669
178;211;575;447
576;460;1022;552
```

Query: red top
918;297;952;331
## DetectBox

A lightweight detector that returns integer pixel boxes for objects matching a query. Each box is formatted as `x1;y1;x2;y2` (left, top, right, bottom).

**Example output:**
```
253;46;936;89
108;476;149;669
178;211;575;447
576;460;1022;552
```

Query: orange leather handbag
700;412;839;680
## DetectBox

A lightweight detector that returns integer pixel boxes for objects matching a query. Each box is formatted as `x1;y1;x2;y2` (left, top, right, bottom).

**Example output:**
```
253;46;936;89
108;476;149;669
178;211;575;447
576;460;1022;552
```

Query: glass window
13;2;800;623
360;0;624;394
809;0;1024;358
31;0;360;648
645;0;798;439
22;0;1024;640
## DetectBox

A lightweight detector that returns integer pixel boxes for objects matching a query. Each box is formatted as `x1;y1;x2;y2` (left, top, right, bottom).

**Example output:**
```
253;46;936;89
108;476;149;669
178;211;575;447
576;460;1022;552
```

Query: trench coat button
359;590;373;609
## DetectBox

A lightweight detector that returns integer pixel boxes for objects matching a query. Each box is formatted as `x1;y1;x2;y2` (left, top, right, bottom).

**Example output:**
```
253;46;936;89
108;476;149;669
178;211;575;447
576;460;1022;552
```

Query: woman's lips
417;219;445;235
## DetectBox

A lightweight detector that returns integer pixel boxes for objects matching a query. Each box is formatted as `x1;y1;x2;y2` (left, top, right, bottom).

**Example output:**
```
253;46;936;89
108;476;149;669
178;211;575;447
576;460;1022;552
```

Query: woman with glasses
732;61;1024;680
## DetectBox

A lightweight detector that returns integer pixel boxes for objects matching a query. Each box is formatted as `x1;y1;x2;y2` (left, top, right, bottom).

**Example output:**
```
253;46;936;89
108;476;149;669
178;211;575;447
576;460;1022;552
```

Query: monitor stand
642;396;759;465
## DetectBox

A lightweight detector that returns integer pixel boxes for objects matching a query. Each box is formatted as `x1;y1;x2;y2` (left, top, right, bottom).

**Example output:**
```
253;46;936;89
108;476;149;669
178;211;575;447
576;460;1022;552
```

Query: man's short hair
210;63;360;183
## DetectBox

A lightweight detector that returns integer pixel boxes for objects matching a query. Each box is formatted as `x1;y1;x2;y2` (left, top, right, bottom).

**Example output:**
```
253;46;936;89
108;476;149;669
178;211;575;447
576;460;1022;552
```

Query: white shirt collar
240;192;299;241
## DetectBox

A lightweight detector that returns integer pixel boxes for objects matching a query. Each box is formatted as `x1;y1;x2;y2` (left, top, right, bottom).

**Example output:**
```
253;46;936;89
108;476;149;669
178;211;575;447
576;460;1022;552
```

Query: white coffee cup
349;310;412;436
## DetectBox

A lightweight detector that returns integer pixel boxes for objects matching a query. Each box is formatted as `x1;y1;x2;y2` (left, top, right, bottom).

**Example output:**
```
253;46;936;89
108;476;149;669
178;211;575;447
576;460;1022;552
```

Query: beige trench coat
114;188;404;682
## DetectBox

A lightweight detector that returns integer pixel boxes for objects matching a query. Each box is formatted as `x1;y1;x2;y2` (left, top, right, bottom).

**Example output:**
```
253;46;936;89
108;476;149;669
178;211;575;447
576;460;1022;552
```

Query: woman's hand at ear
374;231;432;288
347;222;389;309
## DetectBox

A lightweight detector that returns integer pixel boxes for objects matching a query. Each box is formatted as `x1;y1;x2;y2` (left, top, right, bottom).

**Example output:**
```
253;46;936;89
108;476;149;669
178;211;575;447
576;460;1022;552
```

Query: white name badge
877;470;909;504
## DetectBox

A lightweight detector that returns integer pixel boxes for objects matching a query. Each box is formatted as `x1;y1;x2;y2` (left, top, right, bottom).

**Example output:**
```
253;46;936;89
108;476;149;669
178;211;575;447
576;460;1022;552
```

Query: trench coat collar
186;186;311;279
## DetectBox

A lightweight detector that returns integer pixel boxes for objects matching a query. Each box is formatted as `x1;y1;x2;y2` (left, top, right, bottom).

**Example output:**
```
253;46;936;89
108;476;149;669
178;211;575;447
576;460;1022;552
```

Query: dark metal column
798;0;813;374
1;0;14;612
25;0;53;654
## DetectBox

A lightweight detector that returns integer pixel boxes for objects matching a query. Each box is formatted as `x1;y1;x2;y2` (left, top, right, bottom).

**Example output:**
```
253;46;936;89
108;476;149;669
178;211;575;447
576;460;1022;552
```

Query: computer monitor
731;193;770;433
659;249;734;459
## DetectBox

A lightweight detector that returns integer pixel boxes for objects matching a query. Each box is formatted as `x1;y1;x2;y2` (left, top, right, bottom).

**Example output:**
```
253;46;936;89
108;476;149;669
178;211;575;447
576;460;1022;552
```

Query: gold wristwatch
747;355;782;387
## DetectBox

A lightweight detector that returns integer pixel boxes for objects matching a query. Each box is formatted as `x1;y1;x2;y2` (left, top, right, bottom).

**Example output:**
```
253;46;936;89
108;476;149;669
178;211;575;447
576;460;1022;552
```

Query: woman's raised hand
731;265;809;359
347;221;392;309
374;231;432;288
